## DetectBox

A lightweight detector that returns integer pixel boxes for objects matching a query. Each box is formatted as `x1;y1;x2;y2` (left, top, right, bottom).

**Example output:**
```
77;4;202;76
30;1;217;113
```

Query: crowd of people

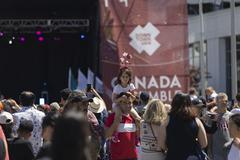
0;67;240;160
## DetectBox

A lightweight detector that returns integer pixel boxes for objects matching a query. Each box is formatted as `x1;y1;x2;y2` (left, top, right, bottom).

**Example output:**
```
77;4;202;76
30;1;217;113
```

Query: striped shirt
105;113;137;160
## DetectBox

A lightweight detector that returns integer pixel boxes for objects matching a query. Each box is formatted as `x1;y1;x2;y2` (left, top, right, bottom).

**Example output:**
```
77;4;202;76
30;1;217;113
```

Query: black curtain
0;0;100;103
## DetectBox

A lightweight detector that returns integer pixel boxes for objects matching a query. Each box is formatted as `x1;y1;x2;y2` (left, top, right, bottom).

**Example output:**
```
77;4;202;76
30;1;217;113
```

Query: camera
207;111;217;119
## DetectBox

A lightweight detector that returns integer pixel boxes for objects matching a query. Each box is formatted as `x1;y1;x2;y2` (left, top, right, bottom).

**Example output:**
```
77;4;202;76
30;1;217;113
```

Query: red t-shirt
105;113;137;160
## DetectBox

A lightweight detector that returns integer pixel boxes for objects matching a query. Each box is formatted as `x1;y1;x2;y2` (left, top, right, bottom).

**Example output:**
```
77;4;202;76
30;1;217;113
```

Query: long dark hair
115;67;132;85
51;112;91;160
169;92;196;120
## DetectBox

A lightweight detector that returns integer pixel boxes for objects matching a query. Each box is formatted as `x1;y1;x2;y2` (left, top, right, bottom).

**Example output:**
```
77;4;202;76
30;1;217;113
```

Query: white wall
188;7;240;92
189;7;240;43
206;38;227;92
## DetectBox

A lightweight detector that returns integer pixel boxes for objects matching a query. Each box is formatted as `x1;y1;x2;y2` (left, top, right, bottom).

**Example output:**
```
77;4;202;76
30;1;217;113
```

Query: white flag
87;68;94;85
68;67;71;89
68;68;77;90
95;76;104;93
77;69;87;90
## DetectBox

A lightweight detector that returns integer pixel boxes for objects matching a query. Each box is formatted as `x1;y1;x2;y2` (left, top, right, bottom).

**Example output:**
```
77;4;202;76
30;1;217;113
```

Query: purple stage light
20;37;26;42
0;32;4;37
36;31;42;35
38;37;44;42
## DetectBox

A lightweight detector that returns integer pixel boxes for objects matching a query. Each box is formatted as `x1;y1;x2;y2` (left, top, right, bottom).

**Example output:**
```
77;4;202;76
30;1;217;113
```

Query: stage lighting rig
0;19;90;33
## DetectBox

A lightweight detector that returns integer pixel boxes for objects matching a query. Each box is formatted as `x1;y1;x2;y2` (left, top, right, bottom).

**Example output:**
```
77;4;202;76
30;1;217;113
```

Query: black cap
60;88;72;101
191;98;205;108
68;90;93;103
140;91;150;102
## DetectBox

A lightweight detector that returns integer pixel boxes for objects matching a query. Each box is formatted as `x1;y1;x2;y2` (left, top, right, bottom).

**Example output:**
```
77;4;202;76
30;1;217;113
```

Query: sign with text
99;0;189;106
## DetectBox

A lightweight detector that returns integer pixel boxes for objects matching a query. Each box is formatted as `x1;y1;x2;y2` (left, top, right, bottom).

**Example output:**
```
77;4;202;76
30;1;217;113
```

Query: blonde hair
216;92;228;102
143;99;167;125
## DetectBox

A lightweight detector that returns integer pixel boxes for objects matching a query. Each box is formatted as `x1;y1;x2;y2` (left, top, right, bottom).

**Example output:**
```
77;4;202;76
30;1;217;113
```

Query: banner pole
231;0;238;99
199;0;206;96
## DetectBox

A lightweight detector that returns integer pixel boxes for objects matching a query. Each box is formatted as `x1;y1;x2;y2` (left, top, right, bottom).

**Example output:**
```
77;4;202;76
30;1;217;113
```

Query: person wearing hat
63;90;100;160
63;90;99;127
191;98;218;134
89;97;106;113
191;98;206;117
37;104;51;114
191;97;219;158
135;92;150;117
63;90;93;112
88;97;107;126
105;93;138;160
86;87;109;125
1;99;21;114
89;96;108;160
50;102;61;113
0;111;14;139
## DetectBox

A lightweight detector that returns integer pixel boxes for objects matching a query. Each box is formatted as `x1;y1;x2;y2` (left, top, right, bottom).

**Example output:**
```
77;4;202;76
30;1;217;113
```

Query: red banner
99;0;189;105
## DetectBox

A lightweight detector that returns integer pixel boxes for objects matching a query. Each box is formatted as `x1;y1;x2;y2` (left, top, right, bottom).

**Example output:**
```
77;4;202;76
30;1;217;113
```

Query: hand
114;107;122;123
90;88;96;93
234;138;240;149
126;92;136;99
211;113;219;122
126;91;133;96
200;114;209;122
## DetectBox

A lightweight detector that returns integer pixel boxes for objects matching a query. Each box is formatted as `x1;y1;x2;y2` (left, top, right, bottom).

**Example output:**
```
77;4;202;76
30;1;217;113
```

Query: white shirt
112;83;135;109
190;95;198;101
13;106;45;156
228;143;240;160
113;83;135;95
210;92;218;98
207;91;218;102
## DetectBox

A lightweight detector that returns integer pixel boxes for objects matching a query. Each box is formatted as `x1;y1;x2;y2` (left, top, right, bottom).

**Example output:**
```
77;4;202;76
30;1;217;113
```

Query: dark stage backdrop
0;34;93;103
0;0;100;103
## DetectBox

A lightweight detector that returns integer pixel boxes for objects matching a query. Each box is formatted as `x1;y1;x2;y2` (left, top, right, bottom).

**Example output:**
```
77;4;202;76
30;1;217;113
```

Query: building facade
188;3;240;98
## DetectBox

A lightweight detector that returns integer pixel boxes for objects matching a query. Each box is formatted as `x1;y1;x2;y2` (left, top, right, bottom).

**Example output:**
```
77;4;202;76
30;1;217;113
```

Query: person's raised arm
105;112;122;138
196;117;208;148
90;88;103;101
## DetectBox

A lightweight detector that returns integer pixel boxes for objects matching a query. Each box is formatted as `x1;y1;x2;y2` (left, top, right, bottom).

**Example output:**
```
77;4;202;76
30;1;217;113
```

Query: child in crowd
112;67;136;107
112;67;141;118
111;67;141;142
